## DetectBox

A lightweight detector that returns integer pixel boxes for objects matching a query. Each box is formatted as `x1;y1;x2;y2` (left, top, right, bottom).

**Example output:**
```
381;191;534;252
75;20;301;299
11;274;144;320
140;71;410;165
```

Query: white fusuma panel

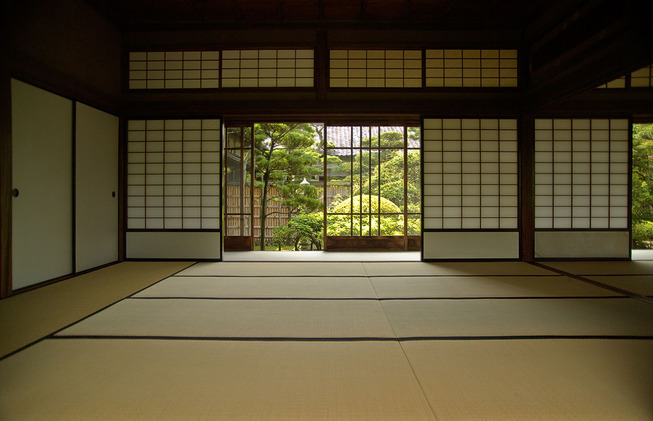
75;103;119;272
11;79;73;289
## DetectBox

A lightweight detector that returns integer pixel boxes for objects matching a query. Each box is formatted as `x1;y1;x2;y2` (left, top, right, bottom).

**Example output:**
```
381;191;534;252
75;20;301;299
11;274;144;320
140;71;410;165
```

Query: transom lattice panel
534;119;629;230
425;50;518;87
422;118;519;230
329;49;422;88
127;119;221;230
631;65;653;88
221;49;314;88
129;51;220;89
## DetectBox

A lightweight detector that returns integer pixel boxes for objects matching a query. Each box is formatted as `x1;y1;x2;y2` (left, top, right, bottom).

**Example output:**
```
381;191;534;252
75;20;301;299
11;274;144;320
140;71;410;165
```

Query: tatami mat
544;260;653;275
362;261;554;277
57;299;397;338
370;275;619;298
180;261;368;277
0;339;436;420
3;259;653;419
586;275;653;296
402;339;653;420
381;298;653;337
0;261;192;358
135;276;377;299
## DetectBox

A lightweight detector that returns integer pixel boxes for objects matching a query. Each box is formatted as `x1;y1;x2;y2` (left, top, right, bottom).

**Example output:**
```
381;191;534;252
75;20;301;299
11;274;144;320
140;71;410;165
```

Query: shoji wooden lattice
422;118;519;230
221;49;314;88
329;50;422;88
127;119;221;230
128;51;220;89
534;119;629;229
425;50;518;88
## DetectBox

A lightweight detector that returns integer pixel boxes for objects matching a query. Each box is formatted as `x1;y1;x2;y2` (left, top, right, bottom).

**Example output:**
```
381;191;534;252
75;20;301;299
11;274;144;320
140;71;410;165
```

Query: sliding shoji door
11;79;74;288
75;103;119;271
534;119;630;258
126;118;222;259
422;118;519;259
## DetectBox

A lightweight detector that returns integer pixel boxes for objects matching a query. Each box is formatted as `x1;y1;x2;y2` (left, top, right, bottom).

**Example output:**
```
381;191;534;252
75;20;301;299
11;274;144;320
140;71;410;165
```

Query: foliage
632;221;653;249
272;213;323;250
632;124;653;248
327;194;418;236
354;150;421;211
253;123;322;249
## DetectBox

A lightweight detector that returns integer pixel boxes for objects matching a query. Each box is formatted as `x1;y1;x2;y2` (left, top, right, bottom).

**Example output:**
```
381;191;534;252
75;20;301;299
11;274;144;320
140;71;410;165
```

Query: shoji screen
126;119;222;259
222;49;314;87
330;50;422;88
422;118;519;259
424;50;518;87
11;79;73;288
75;103;119;272
129;51;220;89
534;119;630;258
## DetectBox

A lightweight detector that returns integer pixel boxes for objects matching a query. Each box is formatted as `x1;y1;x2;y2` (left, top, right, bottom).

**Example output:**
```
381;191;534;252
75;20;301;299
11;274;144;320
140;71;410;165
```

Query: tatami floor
1;257;652;420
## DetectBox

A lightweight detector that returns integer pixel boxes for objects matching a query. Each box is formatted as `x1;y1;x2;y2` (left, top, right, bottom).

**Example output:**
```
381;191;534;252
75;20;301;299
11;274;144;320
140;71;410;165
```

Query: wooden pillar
520;115;535;261
0;60;12;298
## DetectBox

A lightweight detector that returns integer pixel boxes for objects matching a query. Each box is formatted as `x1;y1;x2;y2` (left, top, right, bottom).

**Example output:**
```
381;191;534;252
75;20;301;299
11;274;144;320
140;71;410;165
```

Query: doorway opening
224;122;421;252
632;122;653;259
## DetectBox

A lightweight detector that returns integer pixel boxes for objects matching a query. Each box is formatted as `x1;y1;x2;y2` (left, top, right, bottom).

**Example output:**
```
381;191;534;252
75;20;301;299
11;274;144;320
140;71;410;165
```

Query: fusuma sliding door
11;79;74;289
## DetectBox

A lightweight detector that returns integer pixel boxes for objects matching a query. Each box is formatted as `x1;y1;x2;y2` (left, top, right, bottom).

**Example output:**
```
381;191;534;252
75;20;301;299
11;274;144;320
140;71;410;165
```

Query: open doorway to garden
632;123;653;255
224;122;421;252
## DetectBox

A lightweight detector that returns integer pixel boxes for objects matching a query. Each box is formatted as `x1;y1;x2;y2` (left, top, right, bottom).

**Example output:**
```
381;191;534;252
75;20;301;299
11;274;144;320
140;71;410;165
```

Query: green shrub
632;220;653;249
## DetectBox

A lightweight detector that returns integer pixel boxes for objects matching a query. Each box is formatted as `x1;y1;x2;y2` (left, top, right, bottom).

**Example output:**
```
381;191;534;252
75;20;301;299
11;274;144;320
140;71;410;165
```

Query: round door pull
112;191;116;198
12;189;19;198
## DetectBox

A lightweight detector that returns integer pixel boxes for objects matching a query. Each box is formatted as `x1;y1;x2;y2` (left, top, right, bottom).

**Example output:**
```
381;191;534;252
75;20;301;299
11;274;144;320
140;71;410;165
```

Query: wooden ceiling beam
359;0;368;21
524;0;653;111
230;0;244;20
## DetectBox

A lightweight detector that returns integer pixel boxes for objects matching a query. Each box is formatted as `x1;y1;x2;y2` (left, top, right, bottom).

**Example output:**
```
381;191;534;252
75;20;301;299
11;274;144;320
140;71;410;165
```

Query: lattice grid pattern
329;50;422;88
597;76;626;89
631;64;653;88
534;119;629;230
422;118;519;230
128;51;220;89
425;50;518;87
127;119;221;230
221;49;314;88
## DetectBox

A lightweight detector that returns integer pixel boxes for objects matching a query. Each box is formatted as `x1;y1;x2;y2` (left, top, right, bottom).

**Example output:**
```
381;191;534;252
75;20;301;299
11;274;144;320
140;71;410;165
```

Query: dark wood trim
8;261;120;297
0;65;12;298
326;236;420;251
71;102;77;272
224;236;253;251
118;116;127;261
8;50;121;116
519;115;535;261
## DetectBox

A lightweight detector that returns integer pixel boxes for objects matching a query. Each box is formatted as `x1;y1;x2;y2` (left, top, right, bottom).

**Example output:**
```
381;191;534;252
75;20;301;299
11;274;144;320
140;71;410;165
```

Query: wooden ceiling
87;0;653;112
88;0;565;30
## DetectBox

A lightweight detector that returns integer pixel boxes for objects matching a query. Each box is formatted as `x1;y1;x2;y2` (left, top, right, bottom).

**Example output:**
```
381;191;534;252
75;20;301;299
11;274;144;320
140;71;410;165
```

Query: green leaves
632;123;653;248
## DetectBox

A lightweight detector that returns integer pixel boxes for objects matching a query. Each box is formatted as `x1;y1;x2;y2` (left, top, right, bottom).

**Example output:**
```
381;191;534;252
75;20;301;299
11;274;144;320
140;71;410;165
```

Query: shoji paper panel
222;49;314;88
75;103;119;272
127;119;221;231
330;49;422;88
535;231;630;259
425;50;518;87
423;231;519;259
126;231;221;259
423;118;519;230
129;51;220;89
422;118;519;259
534;119;629;230
11;79;73;288
631;64;653;88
